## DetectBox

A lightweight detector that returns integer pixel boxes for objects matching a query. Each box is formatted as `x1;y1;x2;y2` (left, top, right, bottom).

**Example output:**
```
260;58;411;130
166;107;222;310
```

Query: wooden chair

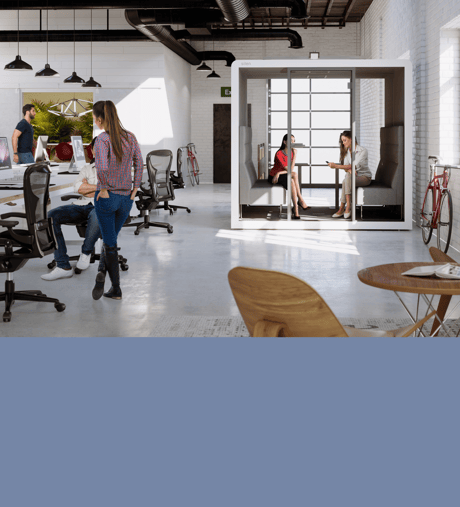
429;247;457;336
228;266;435;337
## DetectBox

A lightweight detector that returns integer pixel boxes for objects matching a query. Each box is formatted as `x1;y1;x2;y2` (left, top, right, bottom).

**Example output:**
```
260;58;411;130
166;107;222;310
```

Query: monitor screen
34;135;49;163
0;137;12;169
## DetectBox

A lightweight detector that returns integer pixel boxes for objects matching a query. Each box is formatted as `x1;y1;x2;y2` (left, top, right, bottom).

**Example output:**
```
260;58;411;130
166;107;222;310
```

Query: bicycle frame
424;164;450;229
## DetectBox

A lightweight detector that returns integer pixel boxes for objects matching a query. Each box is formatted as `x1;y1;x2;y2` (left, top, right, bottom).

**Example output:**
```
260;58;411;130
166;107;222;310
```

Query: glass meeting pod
231;59;412;230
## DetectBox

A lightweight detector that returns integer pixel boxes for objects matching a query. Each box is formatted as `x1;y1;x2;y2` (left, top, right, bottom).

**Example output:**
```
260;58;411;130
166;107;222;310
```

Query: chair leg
124;213;173;235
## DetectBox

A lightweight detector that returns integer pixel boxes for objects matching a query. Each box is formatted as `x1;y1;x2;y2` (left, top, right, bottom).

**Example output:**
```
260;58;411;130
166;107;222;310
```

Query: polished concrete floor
1;185;456;337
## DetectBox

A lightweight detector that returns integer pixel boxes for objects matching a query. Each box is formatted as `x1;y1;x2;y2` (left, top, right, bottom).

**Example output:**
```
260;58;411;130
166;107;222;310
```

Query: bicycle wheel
187;157;196;186
420;188;434;244
192;157;200;185
177;148;182;175
436;190;453;253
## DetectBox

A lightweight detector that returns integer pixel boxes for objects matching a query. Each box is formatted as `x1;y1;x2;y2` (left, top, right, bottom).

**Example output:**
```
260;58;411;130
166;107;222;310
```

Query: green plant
73;111;94;144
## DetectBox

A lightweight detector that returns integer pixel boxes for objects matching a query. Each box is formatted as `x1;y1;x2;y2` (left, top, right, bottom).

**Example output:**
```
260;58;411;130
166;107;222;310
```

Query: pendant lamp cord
90;10;92;75
46;1;49;64
17;0;19;55
73;9;76;72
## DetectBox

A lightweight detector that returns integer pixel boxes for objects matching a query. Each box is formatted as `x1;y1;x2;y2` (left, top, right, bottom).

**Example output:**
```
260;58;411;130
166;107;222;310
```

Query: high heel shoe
344;211;351;219
332;210;345;218
297;199;310;210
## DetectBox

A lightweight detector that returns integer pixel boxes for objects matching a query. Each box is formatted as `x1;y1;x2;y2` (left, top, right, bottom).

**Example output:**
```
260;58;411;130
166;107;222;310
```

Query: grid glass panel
292;94;310;110
291;130;309;146
311;130;343;147
271;111;288;129
292;79;310;93
311;79;350;92
311;94;350;111
311;148;341;165
292;112;310;128
294;149;310;164
271;79;287;92
311;111;350;129
271;94;288;110
311;166;336;184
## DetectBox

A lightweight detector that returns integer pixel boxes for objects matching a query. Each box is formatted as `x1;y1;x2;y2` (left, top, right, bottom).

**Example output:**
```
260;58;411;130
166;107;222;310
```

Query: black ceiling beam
322;0;334;27
340;0;358;26
0;30;148;42
0;0;219;9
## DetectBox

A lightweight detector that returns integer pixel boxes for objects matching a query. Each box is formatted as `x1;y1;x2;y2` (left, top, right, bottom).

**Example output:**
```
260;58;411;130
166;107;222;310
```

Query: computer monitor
0;137;12;170
34;135;49;163
68;135;87;172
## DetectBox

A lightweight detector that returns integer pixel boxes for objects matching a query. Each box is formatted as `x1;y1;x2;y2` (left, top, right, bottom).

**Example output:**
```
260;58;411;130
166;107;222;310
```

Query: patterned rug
151;316;459;337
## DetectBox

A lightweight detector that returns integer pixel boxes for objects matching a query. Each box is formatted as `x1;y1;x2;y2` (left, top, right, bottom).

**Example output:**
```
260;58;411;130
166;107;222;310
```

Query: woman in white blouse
328;131;372;219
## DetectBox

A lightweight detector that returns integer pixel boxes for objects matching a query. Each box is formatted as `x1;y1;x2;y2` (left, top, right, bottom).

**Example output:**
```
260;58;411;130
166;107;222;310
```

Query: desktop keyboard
0;176;24;184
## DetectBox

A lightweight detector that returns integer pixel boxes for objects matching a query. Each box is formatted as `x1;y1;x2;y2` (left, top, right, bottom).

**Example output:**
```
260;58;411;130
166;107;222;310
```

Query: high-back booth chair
0;163;66;322
124;150;174;235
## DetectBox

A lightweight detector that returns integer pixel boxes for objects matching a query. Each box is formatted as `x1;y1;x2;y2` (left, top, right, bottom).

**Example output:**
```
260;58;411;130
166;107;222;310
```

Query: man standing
12;104;36;164
42;141;101;281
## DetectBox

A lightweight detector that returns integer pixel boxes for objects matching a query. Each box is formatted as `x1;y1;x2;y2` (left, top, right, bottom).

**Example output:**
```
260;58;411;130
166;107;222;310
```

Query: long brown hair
339;130;358;164
92;100;128;163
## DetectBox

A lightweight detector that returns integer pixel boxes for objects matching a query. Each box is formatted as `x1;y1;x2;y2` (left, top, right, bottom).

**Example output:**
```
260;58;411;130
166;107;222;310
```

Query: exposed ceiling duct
196;51;235;67
215;0;250;23
250;0;307;19
175;28;303;49
0;30;147;43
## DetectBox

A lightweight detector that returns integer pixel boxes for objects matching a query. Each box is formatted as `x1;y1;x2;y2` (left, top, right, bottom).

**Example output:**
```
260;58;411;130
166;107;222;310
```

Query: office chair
0;163;66;322
124;150;174;235
161;147;191;214
228;266;435;337
46;193;129;274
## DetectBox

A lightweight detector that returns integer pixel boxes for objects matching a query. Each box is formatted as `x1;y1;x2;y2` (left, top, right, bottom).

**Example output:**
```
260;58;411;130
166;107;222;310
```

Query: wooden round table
358;262;460;336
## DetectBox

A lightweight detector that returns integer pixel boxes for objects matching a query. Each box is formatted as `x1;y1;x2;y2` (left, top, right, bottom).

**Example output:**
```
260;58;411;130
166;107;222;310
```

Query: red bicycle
186;143;200;186
420;155;453;253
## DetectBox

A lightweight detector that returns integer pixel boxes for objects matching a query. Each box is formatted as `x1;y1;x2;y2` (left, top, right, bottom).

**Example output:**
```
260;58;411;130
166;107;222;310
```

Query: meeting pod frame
231;59;412;230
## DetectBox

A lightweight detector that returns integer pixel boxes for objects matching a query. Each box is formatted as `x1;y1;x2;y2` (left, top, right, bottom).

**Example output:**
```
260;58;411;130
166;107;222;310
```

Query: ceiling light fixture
82;9;101;88
207;40;220;79
36;3;59;77
4;1;33;71
48;98;93;118
63;9;85;84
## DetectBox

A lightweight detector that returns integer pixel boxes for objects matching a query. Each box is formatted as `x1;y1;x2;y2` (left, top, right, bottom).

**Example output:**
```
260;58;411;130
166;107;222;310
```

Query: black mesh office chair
0;163;66;322
124;150;174;235
162;147;191;214
46;193;129;274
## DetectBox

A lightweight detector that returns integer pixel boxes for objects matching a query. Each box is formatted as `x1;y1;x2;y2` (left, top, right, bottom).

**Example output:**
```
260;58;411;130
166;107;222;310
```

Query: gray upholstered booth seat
357;126;404;208
239;126;286;206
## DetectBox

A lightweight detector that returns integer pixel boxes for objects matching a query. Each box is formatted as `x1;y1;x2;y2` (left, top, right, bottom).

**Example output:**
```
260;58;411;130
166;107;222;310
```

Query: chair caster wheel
3;311;11;322
167;227;173;234
74;268;82;274
134;231;140;236
47;260;56;270
121;264;129;271
187;209;191;213
54;303;66;312
170;210;174;215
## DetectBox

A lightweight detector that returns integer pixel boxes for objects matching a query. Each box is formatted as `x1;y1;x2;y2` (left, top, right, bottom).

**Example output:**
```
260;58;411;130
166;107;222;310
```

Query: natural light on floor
216;229;360;255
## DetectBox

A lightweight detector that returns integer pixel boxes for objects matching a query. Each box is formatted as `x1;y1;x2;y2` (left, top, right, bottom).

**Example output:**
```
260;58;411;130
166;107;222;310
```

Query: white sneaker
41;267;73;281
76;253;91;270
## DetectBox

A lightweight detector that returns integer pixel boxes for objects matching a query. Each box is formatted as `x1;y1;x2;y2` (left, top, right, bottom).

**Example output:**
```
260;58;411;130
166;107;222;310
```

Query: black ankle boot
104;245;121;298
92;271;106;300
104;286;122;300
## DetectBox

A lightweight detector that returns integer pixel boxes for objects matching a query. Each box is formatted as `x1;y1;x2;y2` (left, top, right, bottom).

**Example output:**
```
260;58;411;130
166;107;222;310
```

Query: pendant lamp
82;10;101;88
4;2;33;71
197;40;211;71
64;9;85;84
36;5;59;77
207;40;220;79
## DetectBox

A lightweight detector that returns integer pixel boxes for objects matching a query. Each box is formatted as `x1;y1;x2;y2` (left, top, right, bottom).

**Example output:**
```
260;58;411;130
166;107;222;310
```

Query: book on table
402;263;460;279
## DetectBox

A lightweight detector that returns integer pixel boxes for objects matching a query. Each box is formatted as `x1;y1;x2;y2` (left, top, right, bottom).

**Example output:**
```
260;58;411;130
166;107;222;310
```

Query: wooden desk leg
431;295;452;336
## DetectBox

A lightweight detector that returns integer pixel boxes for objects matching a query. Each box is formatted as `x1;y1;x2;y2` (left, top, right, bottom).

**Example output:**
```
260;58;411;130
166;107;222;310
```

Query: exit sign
221;87;231;97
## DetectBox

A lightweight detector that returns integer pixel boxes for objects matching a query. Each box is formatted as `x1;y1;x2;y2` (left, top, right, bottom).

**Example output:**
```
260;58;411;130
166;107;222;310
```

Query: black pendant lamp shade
36;8;59;77
64;9;85;84
197;62;212;71
4;5;33;71
207;70;221;79
82;10;101;88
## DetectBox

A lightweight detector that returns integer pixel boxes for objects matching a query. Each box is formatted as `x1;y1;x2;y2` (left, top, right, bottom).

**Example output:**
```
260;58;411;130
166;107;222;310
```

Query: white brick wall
360;0;460;250
0;10;191;162
190;25;361;183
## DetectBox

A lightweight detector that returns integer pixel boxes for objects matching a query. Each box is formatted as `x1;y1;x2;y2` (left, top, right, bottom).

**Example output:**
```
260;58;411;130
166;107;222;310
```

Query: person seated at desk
328;130;372;219
42;139;99;281
268;134;309;219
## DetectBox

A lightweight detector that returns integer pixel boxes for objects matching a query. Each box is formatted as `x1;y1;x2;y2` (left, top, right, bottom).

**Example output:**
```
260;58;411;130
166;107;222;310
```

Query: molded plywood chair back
228;266;436;338
228;266;347;337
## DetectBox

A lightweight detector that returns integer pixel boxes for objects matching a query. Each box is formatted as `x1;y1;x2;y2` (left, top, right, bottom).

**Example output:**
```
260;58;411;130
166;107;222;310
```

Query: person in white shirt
42;140;100;281
328;130;372;219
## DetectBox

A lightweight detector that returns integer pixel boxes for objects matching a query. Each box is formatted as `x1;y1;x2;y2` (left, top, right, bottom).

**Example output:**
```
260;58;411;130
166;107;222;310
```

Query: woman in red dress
268;134;309;219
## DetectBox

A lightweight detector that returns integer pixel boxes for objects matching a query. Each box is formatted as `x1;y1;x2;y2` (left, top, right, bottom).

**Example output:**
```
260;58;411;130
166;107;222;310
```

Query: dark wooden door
213;104;251;183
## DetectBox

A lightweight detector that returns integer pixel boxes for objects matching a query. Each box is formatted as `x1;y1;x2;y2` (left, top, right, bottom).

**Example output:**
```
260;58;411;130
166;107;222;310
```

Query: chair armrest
0;212;26;220
0;219;19;228
61;193;82;202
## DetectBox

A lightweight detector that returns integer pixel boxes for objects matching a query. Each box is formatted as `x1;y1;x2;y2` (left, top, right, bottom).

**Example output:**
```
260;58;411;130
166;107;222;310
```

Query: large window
268;76;351;186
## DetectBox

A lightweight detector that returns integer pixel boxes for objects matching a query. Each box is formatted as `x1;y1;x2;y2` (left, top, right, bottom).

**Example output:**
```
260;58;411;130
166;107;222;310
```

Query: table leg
335;169;339;210
430;295;452;336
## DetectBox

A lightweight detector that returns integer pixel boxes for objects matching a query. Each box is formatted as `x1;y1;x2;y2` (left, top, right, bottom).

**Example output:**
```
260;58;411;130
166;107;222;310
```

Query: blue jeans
18;152;34;164
48;204;100;269
94;191;133;248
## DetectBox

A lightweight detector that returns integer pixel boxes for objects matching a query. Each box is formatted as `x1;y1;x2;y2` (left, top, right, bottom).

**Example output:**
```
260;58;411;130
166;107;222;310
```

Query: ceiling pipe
0;1;219;9
215;0;250;23
250;0;308;19
0;30;148;43
123;8;226;25
196;51;235;67
175;28;303;49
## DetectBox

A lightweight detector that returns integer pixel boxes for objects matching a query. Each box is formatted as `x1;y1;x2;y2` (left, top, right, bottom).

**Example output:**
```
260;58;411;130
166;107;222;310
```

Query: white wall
191;25;361;183
0;10;191;161
360;0;460;250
